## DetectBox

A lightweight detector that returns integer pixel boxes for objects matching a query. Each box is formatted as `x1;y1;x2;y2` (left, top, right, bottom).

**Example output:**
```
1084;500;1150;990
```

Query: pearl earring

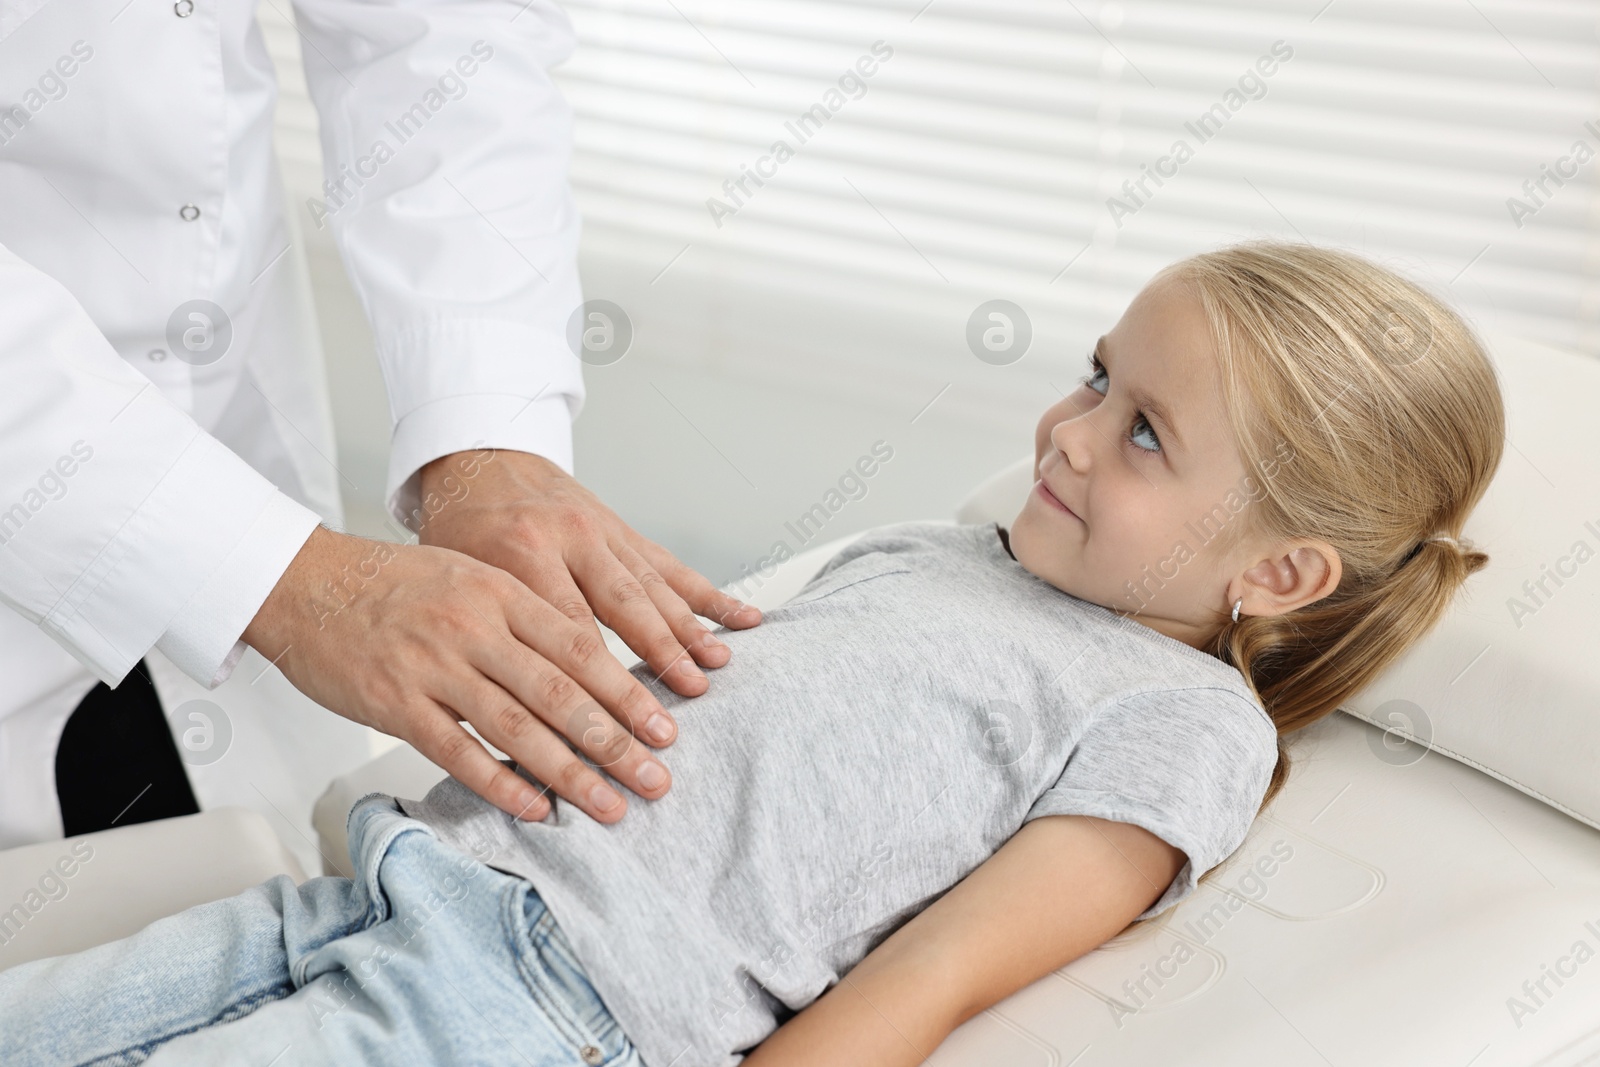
1231;598;1243;623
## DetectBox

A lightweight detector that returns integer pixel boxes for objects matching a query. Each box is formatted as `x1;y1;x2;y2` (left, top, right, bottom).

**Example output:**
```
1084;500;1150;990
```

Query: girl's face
1007;274;1340;650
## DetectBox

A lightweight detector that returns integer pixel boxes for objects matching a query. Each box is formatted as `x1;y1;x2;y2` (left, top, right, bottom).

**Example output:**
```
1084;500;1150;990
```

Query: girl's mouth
1034;479;1081;523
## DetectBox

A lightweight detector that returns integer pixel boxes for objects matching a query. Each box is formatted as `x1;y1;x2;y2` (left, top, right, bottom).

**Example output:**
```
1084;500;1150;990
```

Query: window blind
263;1;1600;428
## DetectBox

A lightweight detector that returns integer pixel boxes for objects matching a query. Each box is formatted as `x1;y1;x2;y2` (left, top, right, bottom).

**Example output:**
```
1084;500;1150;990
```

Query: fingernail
638;760;667;791
518;791;545;819
698;632;728;651
590;783;622;813
679;660;706;681
645;713;674;743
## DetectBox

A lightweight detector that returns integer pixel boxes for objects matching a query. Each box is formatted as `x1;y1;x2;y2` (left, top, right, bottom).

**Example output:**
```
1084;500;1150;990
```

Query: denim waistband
345;793;434;920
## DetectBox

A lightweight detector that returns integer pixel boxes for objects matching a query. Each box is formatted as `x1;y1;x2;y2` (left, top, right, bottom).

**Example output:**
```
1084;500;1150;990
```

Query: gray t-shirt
399;520;1277;1067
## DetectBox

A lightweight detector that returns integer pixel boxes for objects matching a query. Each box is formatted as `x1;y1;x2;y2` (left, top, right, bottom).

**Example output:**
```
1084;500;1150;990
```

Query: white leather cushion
960;331;1600;832
0;808;305;970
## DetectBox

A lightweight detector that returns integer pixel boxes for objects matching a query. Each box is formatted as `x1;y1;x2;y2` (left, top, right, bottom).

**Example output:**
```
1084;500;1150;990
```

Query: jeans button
579;1045;604;1065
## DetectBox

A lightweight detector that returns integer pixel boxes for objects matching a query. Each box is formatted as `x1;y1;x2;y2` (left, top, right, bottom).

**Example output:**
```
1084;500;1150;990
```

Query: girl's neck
997;523;1214;653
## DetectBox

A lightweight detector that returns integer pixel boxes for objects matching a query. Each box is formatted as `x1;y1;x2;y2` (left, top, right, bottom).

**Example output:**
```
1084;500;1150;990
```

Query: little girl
0;241;1504;1066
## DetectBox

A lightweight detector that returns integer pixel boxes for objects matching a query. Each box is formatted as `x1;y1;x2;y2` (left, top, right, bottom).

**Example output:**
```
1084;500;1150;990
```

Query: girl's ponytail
1219;530;1491;808
1165;241;1505;812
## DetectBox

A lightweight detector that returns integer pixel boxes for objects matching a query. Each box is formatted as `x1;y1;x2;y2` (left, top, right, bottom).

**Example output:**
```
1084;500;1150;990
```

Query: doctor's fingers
502;543;697;700
436;663;671;824
496;574;684;748
404;702;555;822
610;539;733;670
628;533;763;634
543;547;711;698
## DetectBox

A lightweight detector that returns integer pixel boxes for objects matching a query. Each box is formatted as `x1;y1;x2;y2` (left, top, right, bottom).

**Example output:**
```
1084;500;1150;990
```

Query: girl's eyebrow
1096;336;1186;452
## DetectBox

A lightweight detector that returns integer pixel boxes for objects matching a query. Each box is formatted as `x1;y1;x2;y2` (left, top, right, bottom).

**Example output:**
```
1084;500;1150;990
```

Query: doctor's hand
241;525;692;824
412;449;762;697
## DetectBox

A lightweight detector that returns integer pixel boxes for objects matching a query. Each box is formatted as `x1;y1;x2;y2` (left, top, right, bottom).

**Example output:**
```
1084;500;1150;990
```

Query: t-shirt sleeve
1023;686;1278;922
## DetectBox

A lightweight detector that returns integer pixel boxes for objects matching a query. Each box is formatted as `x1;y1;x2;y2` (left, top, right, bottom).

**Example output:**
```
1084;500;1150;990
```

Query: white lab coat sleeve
0;245;322;691
291;0;587;534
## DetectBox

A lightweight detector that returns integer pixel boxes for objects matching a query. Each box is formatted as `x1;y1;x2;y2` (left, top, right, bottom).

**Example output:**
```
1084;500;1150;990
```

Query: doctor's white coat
0;0;585;848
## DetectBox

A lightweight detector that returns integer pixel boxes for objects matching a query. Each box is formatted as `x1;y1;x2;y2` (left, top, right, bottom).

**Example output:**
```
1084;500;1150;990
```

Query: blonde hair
1161;240;1505;813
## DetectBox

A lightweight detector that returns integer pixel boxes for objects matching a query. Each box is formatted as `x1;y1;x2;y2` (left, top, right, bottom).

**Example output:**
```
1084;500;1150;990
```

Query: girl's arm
741;814;1185;1067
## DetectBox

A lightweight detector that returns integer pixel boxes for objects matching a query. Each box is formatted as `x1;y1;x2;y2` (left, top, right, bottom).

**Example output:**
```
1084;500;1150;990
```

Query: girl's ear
1233;539;1342;618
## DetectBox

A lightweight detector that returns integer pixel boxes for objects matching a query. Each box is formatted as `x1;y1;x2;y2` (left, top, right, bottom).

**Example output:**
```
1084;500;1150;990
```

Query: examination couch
2;332;1598;1067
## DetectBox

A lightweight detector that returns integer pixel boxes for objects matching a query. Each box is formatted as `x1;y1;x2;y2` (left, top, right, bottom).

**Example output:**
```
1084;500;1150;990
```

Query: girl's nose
1049;412;1093;474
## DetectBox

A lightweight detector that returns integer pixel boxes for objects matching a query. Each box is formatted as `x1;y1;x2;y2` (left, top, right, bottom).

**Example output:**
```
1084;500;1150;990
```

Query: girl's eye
1080;352;1163;456
1126;415;1164;454
1079;354;1109;396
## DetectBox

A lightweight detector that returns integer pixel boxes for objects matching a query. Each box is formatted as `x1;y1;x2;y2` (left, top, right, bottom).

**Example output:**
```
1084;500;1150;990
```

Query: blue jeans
0;795;644;1067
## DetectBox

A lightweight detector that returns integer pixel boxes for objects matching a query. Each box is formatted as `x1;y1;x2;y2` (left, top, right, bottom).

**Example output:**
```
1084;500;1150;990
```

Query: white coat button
579;1046;603;1065
148;348;167;361
179;204;200;221
174;0;194;16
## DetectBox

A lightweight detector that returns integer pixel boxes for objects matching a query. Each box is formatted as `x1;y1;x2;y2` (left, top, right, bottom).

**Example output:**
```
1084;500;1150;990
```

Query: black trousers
54;659;199;837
